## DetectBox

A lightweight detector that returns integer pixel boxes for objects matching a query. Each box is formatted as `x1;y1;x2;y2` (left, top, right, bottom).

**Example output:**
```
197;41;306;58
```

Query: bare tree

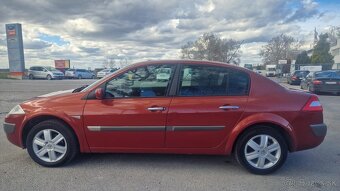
181;33;242;65
259;34;301;65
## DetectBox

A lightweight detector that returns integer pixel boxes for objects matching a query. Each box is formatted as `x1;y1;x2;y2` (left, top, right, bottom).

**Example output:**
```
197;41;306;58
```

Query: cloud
0;0;338;69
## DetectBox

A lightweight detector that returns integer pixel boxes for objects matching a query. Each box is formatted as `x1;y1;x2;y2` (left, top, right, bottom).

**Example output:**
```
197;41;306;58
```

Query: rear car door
83;64;176;149
166;64;249;148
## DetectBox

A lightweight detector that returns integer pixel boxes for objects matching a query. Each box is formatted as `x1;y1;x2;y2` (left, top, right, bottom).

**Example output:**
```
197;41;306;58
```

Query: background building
330;38;340;69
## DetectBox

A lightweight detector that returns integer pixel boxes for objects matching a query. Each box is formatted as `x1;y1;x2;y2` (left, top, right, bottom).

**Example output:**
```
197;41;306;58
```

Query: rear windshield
315;71;334;78
294;71;309;77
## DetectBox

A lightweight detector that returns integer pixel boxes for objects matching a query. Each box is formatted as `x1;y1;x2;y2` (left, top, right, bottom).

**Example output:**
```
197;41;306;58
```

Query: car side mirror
95;88;104;100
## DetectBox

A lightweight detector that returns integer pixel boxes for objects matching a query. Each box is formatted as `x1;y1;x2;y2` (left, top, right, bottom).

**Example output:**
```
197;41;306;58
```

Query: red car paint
4;60;326;156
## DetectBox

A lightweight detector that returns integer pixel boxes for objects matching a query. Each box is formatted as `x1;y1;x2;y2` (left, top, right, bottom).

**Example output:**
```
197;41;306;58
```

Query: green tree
259;34;301;66
181;33;242;65
295;51;311;65
311;34;334;64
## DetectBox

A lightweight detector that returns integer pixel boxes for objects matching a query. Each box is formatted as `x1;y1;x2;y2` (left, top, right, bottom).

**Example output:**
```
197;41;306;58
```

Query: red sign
55;60;70;69
7;29;16;37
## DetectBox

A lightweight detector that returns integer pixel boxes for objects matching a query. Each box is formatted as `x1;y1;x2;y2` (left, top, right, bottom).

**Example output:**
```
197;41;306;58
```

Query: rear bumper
314;85;340;93
310;123;327;137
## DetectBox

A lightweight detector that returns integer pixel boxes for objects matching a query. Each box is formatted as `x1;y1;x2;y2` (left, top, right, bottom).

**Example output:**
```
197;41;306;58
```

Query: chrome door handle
147;107;166;111
219;105;239;110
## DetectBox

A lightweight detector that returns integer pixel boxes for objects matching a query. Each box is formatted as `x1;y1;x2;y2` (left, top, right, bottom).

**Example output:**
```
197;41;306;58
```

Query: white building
330;38;340;69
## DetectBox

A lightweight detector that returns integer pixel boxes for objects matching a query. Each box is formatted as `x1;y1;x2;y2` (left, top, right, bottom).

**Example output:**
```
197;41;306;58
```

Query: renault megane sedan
3;60;327;174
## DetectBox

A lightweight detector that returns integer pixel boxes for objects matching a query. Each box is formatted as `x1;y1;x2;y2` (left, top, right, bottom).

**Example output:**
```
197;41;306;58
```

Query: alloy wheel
244;134;281;170
32;129;67;163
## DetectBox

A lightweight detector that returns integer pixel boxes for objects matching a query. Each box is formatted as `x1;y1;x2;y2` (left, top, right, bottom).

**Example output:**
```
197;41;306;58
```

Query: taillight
291;75;297;80
313;80;322;85
302;95;323;112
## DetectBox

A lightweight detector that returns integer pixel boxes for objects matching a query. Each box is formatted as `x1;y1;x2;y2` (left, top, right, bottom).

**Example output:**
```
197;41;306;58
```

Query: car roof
129;60;248;72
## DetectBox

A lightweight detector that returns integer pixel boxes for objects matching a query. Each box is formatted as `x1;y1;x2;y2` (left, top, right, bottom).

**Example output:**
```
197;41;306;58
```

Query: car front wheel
235;127;288;175
26;120;78;167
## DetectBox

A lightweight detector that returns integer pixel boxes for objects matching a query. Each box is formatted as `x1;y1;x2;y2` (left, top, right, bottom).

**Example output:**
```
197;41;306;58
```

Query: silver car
96;68;117;78
28;66;64;80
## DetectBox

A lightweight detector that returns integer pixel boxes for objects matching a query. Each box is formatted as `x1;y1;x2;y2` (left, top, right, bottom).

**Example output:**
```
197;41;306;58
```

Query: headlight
7;105;25;116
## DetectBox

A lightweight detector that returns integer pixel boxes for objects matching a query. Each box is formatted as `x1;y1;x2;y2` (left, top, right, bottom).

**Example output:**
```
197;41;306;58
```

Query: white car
96;69;117;78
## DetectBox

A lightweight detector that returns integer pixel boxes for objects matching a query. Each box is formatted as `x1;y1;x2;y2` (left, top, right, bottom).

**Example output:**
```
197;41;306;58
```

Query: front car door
166;64;250;148
83;64;176;150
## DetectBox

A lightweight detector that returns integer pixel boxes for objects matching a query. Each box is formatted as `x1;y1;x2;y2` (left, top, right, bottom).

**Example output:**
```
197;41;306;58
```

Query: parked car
96;68;117;78
301;70;340;95
28;66;64;80
65;69;95;79
287;70;310;85
4;60;326;174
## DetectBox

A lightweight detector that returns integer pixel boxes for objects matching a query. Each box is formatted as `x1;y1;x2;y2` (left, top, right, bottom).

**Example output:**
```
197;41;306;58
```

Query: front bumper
3;122;16;134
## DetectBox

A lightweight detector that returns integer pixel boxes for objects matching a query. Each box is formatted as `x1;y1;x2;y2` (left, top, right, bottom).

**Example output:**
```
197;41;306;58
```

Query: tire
26;120;79;167
78;75;82;79
29;74;34;80
234;126;288;175
46;75;52;80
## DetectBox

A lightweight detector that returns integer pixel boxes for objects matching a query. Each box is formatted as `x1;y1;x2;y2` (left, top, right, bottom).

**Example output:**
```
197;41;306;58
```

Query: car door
166;64;249;148
35;67;45;78
83;64;176;149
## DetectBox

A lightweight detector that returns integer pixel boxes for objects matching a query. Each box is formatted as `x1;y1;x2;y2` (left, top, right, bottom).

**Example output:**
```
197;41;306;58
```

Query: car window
315;71;333;78
178;65;250;96
295;71;309;77
104;64;175;98
68;69;75;72
334;71;340;78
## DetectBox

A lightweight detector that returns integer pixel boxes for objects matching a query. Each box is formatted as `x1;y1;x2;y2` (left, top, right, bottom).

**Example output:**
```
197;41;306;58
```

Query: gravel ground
0;79;339;191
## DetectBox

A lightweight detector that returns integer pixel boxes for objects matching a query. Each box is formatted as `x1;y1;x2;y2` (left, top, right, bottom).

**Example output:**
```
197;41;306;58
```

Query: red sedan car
4;60;326;174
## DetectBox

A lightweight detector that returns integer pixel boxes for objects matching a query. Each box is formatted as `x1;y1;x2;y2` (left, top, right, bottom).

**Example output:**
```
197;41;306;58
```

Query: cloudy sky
0;0;339;69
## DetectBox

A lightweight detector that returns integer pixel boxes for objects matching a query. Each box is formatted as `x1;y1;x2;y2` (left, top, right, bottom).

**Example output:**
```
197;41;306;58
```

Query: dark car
4;60;326;175
287;70;310;85
301;70;340;95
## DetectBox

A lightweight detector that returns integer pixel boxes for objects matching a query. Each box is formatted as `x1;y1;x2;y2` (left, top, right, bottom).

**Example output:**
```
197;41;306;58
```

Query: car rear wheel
26;120;78;167
29;74;34;80
234;127;288;175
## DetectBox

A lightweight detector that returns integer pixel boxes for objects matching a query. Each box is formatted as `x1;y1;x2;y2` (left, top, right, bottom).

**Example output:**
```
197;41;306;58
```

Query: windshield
268;68;276;71
81;69;119;92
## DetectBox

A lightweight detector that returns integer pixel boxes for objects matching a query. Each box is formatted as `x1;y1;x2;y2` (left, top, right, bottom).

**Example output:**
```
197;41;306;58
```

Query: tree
259;34;301;65
311;33;334;64
181;33;242;65
295;51;311;65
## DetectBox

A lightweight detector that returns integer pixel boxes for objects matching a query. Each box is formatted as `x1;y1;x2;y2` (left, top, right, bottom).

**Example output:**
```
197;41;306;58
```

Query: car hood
38;89;74;98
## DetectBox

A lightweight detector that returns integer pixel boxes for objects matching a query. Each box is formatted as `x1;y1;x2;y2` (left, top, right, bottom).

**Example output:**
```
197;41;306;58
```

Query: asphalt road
0;79;339;191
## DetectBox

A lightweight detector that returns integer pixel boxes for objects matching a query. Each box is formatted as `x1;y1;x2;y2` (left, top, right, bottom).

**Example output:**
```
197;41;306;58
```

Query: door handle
147;107;166;111
219;105;239;110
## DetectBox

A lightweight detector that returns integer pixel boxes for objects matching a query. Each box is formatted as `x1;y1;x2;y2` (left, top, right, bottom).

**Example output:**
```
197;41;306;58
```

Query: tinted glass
315;71;334;78
179;65;249;96
295;71;309;77
105;64;174;98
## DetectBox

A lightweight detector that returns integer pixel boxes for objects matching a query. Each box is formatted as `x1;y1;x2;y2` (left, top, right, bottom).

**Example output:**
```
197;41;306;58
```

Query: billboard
5;23;25;78
55;60;70;69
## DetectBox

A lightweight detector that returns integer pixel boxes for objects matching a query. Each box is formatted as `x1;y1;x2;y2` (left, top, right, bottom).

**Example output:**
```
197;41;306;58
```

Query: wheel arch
225;113;298;155
22;115;80;150
231;122;294;154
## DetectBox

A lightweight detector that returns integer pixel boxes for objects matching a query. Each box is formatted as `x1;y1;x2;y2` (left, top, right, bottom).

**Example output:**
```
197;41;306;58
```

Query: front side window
105;64;175;98
179;65;250;96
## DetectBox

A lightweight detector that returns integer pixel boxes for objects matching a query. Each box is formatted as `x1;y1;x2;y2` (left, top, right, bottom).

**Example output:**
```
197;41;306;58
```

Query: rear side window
178;65;250;96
